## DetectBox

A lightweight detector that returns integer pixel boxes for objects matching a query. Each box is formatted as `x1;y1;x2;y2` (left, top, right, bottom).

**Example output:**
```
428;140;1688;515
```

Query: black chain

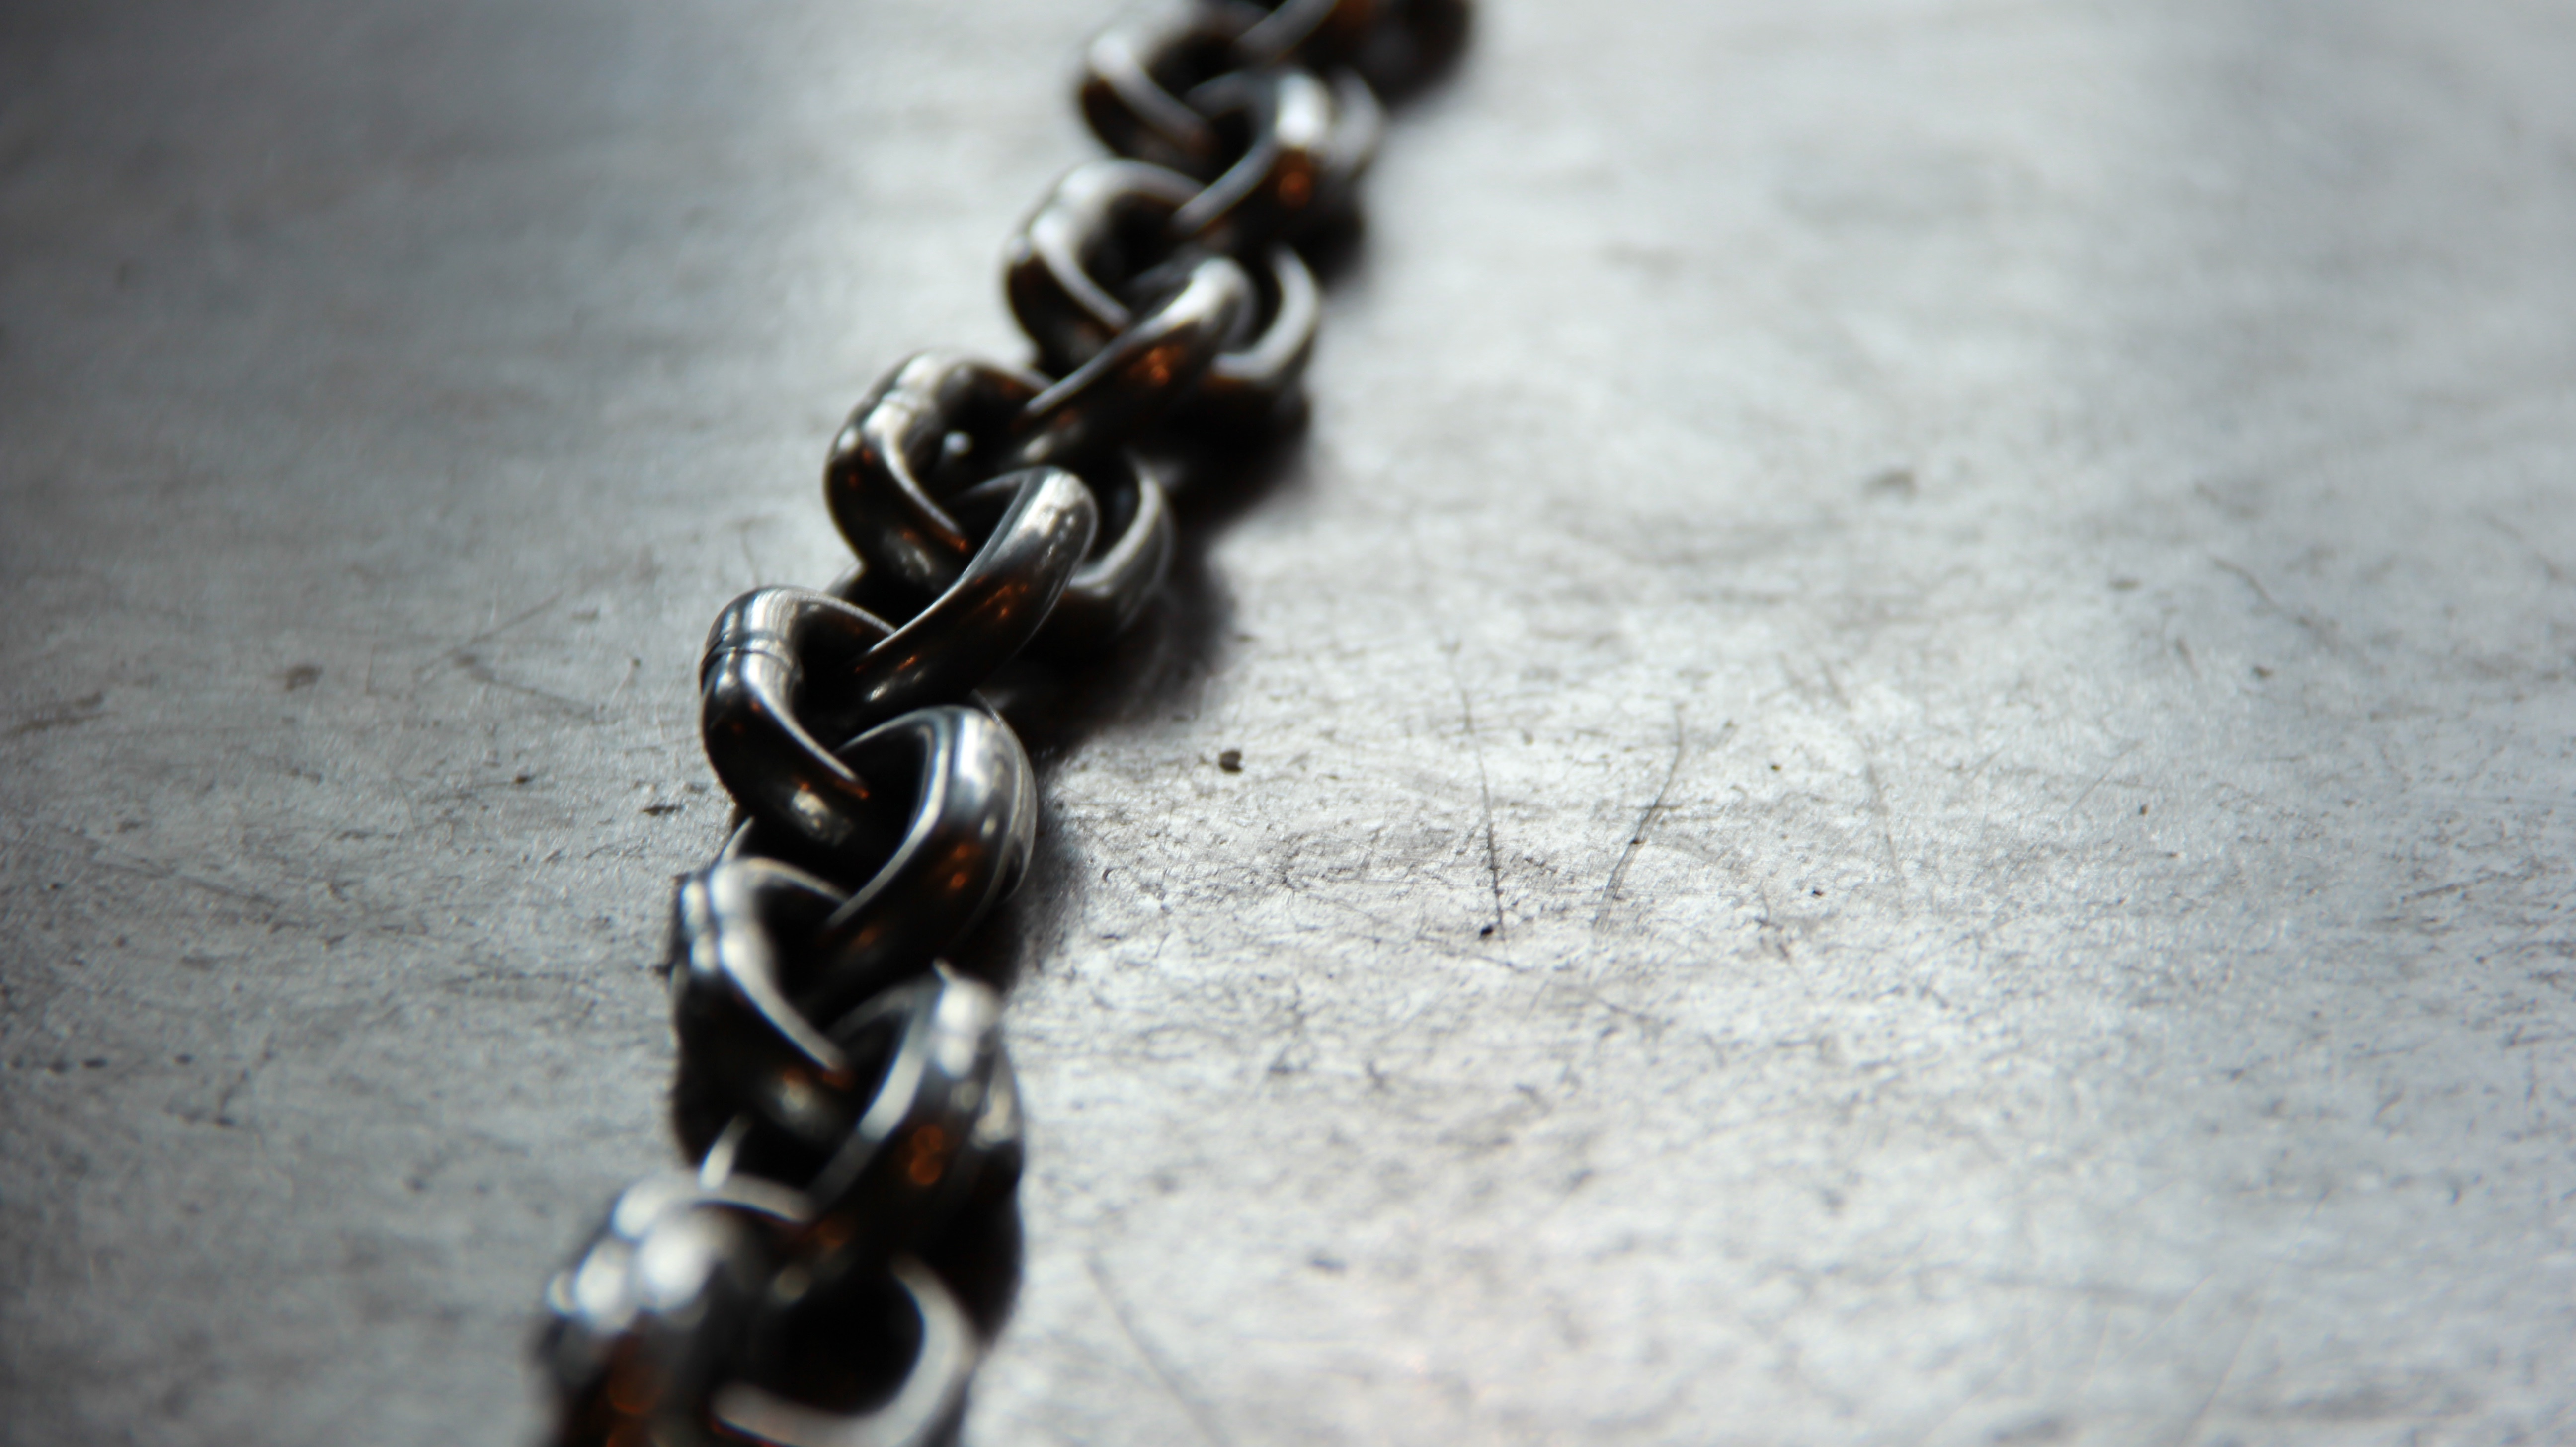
535;3;1465;1442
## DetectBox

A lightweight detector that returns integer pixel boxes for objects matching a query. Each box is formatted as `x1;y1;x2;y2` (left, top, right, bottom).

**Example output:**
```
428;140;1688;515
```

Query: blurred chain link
535;2;1465;1442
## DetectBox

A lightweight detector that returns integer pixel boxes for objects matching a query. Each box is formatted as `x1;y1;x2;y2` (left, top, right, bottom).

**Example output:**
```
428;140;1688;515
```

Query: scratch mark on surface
2162;1283;2266;1447
1818;660;1906;913
2211;557;2280;612
448;653;597;717
1445;643;1507;938
55;829;293;917
461;589;564;652
2095;1269;2217;1389
2401;862;2540;904
213;1047;269;1129
2477;507;2569;584
1941;744;2006;807
603;653;643;708
413;589;564;683
1593;708;1707;931
2213;557;2340;651
1086;1253;1235;1447
2063;741;2143;821
2067;1305;2114;1409
10;690;106;738
1899;1335;2033;1447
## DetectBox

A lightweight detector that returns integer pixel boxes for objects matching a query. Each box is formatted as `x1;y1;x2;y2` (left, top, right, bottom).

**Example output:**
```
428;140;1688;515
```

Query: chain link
536;3;1465;1441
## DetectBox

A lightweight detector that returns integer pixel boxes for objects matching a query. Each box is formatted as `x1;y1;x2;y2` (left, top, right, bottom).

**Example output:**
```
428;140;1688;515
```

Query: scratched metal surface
5;0;2575;1442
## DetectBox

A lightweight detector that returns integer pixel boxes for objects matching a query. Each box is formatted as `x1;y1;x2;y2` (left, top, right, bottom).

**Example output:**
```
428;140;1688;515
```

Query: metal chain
534;3;1465;1442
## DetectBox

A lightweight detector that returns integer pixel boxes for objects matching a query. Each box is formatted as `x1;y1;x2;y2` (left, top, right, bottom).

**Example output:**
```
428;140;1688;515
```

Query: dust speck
1864;466;1916;499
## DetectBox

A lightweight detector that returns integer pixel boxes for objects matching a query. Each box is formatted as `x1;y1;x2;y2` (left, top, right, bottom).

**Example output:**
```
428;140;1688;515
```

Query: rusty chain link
534;2;1465;1441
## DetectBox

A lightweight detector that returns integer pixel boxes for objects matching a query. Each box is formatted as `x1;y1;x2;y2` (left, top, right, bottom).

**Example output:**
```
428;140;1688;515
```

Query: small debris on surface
641;802;683;816
1864;466;1917;498
2111;577;2142;591
1811;888;1824;897
513;771;534;785
1217;748;1242;773
282;663;322;691
13;690;106;737
2252;664;2273;679
1478;923;1495;937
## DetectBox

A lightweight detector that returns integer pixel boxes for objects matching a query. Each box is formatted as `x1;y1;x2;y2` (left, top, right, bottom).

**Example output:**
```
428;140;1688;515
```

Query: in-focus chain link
535;3;1465;1442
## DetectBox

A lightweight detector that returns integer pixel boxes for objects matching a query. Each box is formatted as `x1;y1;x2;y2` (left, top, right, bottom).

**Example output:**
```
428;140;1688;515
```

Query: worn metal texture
5;0;2575;1443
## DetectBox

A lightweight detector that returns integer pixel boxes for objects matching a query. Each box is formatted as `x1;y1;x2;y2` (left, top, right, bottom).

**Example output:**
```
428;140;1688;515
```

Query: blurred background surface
5;0;2576;1442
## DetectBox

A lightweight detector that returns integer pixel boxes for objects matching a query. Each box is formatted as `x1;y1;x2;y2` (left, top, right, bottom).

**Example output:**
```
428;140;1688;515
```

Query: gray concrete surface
6;0;2576;1443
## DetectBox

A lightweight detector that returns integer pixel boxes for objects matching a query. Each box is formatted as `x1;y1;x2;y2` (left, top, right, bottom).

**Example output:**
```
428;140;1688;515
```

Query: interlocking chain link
535;3;1465;1441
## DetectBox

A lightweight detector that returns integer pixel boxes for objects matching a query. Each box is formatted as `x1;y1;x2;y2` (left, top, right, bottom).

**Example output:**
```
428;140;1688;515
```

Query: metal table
5;0;2573;1441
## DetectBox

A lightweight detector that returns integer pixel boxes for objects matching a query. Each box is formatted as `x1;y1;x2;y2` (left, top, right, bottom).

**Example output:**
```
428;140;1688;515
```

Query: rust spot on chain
906;1125;950;1186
